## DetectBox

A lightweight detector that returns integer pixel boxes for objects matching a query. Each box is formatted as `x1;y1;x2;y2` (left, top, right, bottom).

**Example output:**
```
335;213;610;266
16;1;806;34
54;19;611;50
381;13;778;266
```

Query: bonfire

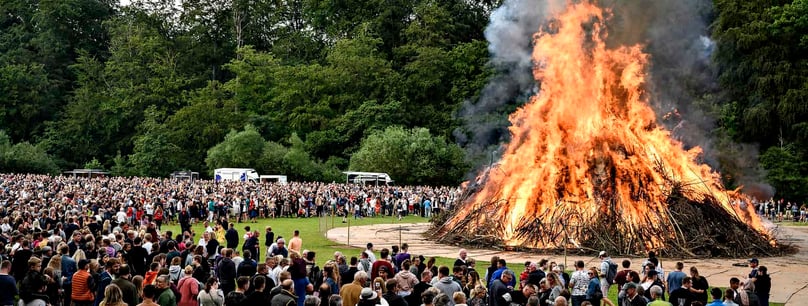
435;2;787;257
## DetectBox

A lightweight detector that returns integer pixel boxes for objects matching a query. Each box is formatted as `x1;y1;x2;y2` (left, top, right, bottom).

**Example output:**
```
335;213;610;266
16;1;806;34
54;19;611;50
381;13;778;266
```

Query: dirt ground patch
326;222;808;305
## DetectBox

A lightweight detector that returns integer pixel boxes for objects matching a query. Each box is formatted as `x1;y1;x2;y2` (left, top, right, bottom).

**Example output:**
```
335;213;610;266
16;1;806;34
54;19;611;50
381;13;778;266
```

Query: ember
435;2;787;257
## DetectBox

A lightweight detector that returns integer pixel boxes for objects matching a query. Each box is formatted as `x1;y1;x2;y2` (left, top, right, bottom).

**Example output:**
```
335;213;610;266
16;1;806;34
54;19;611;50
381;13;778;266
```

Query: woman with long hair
198;277;224;306
545;273;562;301
323;264;340;294
43;267;62;306
99;284;126;306
73;249;87;263
463;270;481;298
689;267;709;304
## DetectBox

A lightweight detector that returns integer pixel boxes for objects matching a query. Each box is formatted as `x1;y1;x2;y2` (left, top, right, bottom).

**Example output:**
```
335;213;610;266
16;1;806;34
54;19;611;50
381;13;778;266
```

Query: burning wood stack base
431;186;794;258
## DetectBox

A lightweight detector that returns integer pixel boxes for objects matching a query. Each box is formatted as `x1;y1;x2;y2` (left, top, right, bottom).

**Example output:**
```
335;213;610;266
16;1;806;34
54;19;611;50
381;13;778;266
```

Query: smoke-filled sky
456;0;720;169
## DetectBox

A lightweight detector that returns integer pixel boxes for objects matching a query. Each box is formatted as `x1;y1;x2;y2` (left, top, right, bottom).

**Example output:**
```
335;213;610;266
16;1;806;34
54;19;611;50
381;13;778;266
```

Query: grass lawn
160;214;456;264
162;216;783;306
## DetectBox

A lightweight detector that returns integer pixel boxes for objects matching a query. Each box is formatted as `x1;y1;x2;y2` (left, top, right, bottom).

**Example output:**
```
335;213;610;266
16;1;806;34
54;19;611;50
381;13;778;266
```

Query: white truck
214;168;259;182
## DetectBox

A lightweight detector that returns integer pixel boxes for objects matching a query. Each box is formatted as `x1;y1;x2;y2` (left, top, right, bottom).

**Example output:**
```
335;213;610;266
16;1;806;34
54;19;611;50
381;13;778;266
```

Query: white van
214;168;259;182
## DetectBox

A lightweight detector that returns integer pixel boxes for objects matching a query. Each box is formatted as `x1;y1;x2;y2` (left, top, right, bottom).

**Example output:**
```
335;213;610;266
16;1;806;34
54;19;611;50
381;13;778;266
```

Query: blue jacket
62;255;77;285
489;268;515;287
586;277;601;300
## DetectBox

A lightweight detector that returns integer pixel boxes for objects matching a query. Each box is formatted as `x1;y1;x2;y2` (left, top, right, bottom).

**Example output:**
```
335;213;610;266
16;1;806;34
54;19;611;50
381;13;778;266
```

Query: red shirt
371;260;394;279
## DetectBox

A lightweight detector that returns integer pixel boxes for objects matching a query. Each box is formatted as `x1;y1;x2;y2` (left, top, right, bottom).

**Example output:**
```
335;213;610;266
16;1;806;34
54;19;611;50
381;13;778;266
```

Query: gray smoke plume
454;0;563;173
456;0;768;191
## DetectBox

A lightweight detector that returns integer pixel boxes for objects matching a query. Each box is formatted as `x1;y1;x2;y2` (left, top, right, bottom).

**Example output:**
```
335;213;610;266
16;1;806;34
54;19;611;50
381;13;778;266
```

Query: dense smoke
454;0;564;172
456;0;768;195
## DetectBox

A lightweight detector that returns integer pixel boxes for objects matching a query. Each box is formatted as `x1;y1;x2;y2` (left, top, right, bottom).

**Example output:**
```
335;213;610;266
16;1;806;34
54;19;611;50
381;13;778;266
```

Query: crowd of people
0;173;775;306
755;199;807;223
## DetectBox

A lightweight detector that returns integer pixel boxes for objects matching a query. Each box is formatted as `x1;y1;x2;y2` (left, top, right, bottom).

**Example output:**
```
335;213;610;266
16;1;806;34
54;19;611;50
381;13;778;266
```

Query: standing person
60;245;77;306
340;271;368;306
394;260;418;297
216;249;237;295
568;261;588;306
688;267;709;304
271;280;298;306
363;244;377;263
706;288;723;306
619;283;646;306
112;265;140;306
747;258;759;281
288;231;303;254
408;271;433;306
289;252;311;306
485;256;499;288
383;279;408;306
226;223;240;249
265;227;275;258
668;277;694;306
71;260;96;306
488;270;513;306
156;275;178;306
454;250;468;268
99;285;126;306
434;266;463;306
755;266;771;306
647;286;671;306
137;285;159;306
177;266;200;306
370;249;394;280
198;277;225;306
666;262;686;295
614;260;632;300
597;252;613;296
94;259;121;306
341;257;359;286
585;268;601;306
0;261;19;306
225;276;250;306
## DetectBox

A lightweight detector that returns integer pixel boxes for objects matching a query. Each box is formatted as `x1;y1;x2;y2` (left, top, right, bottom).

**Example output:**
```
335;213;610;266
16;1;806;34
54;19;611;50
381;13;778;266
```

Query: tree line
0;0;806;198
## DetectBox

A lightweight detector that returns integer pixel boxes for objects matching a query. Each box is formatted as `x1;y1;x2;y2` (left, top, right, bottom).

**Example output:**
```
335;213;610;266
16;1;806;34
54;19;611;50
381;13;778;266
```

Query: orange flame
449;2;768;251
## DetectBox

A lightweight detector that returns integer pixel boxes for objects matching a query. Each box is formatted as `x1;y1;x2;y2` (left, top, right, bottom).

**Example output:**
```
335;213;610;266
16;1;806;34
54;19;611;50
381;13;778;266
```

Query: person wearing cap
71;259;95;306
357;287;387;306
620;282;646;306
597;251;614;296
371;249;394;280
747;258;759;280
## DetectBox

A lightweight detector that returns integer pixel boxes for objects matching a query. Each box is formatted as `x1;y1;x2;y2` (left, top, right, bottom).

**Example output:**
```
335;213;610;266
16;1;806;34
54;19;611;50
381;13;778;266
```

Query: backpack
606;260;618;285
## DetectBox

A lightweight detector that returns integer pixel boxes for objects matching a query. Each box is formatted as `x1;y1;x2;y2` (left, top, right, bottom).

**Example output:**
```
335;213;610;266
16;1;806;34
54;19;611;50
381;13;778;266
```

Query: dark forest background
0;0;806;201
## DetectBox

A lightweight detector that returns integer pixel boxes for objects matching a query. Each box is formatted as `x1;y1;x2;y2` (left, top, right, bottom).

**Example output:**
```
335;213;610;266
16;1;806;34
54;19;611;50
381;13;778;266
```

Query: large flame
447;2;768;252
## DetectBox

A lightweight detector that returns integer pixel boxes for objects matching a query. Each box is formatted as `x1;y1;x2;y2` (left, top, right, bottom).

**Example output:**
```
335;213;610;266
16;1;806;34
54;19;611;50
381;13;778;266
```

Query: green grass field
160;214;458;264
161;215;784;306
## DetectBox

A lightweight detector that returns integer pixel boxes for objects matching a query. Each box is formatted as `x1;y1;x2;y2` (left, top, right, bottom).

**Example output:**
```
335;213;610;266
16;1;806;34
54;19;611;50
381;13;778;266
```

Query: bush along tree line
1;0;807;197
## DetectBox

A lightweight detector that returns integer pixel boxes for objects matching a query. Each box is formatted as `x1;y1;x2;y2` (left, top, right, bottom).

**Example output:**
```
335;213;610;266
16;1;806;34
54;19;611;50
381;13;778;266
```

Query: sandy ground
326;222;808;305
